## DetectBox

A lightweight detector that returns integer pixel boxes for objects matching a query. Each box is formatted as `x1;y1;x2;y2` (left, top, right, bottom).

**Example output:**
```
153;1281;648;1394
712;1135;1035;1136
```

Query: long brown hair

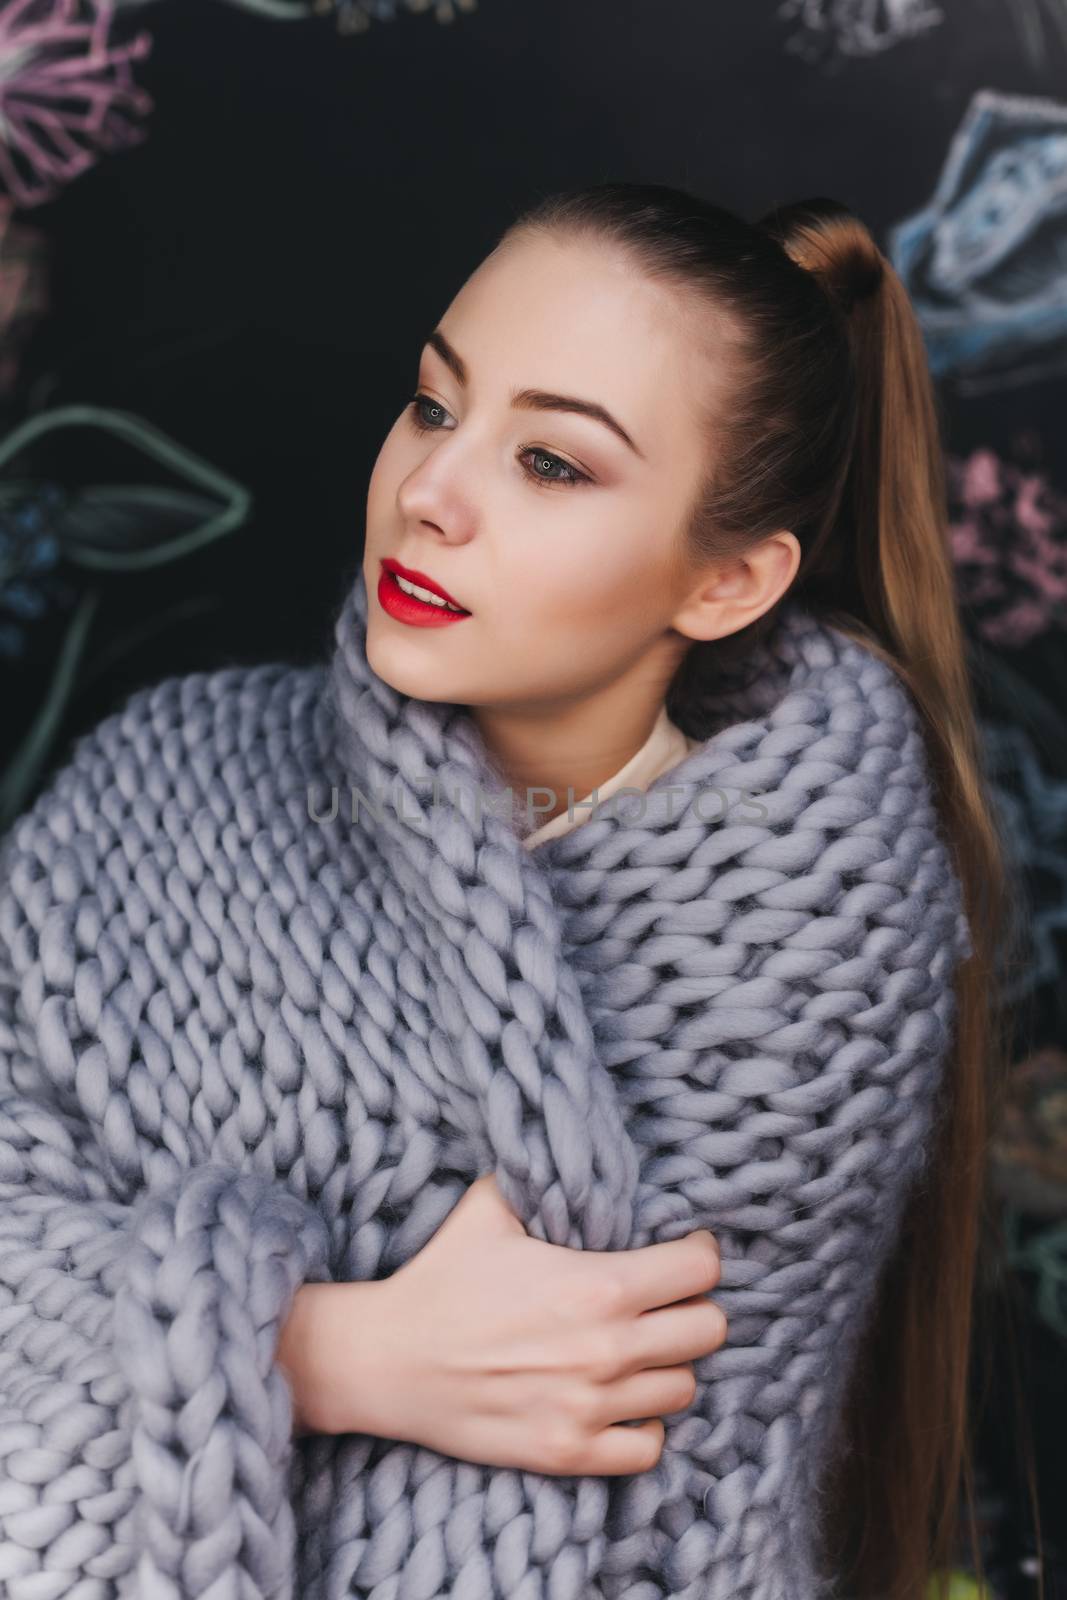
501;182;1028;1600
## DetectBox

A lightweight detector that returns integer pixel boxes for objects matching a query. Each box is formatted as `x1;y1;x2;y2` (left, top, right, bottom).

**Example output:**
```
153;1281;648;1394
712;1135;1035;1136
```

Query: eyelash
405;394;592;490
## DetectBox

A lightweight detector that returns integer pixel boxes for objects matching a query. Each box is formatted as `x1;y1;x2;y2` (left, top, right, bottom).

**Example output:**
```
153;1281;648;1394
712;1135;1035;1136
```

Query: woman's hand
360;1172;727;1476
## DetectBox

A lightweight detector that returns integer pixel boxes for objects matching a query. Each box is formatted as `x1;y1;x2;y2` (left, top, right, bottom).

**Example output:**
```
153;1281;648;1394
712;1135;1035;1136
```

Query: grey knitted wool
0;567;972;1600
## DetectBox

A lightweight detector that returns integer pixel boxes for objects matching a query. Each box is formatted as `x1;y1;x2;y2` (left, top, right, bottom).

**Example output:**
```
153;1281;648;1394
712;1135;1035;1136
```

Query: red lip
381;557;468;611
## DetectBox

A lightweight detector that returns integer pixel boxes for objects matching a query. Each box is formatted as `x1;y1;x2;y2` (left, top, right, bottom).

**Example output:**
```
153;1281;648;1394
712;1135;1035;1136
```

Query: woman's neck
470;665;677;827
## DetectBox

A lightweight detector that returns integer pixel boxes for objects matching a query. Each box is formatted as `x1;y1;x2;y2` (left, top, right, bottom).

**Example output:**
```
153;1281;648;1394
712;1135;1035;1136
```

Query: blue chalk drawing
888;89;1067;393
979;717;1067;1004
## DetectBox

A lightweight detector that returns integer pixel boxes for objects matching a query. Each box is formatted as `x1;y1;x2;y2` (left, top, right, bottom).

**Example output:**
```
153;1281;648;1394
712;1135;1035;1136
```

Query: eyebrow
423;327;645;461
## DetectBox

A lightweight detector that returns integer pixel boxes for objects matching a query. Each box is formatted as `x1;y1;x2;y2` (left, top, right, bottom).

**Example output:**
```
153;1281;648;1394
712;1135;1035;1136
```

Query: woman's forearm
277;1280;398;1439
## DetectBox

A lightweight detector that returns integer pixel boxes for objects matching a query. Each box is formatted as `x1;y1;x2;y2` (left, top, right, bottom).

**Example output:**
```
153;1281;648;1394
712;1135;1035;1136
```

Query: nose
396;464;477;548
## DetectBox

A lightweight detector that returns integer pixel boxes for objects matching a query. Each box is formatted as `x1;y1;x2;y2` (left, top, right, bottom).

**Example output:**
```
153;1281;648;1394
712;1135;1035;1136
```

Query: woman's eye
521;450;587;489
408;394;449;431
405;394;590;490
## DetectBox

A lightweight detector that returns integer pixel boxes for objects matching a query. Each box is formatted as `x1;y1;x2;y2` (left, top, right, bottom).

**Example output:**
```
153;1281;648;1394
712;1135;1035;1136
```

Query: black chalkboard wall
1;0;1065;1591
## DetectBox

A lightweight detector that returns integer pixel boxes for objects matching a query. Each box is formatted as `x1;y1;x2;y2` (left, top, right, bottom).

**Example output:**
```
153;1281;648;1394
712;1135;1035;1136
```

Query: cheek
503;551;593;632
366;432;401;519
501;543;649;653
547;509;647;583
368;414;422;504
553;534;653;614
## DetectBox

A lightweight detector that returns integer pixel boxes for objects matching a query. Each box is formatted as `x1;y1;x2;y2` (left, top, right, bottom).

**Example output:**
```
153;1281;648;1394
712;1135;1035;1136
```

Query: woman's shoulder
0;657;332;954
68;656;328;783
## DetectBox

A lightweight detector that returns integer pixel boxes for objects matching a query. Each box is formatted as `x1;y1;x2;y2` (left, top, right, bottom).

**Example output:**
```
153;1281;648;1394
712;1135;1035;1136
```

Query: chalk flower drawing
0;0;152;208
116;0;476;29
307;0;477;25
948;447;1067;648
778;0;944;61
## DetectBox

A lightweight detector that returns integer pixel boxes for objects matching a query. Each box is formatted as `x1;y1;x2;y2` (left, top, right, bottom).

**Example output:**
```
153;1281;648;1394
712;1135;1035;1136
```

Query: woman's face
362;231;724;715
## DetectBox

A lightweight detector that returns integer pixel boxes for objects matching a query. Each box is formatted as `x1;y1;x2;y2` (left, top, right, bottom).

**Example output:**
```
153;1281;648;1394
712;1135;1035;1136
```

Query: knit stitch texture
0;569;972;1599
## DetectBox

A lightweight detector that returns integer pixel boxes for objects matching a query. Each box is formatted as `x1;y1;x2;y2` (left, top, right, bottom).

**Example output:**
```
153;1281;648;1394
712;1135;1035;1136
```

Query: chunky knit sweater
0;568;972;1600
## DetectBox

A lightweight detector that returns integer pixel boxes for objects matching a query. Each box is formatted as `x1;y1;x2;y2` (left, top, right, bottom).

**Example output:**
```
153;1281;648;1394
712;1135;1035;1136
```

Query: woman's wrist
277;1279;402;1439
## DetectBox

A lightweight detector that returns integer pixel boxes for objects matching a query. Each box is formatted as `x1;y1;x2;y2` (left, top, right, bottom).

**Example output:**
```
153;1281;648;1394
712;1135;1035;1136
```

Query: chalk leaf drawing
0;405;251;830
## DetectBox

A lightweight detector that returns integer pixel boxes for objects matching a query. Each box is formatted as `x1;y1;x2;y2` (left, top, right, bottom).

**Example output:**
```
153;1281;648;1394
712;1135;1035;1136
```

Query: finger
580;1417;665;1477
598;1364;699;1428
627;1299;727;1372
604;1230;720;1315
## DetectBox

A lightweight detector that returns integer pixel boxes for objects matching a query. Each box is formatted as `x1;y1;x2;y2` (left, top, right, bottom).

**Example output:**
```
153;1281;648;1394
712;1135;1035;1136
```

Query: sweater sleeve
0;796;333;1599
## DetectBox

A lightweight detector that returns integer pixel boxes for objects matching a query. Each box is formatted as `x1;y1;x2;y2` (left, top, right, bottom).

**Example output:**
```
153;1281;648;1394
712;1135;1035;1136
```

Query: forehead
433;233;709;463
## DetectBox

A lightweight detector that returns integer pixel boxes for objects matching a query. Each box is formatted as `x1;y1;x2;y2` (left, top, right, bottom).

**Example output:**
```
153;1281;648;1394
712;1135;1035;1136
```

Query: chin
364;629;462;703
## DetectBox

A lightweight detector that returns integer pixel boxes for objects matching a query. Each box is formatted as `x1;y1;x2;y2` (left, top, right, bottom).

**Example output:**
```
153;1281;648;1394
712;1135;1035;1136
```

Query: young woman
0;183;1009;1600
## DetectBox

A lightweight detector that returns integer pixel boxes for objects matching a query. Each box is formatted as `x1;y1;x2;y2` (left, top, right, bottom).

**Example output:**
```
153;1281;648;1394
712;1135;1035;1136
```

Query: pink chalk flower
948;446;1067;649
0;0;152;209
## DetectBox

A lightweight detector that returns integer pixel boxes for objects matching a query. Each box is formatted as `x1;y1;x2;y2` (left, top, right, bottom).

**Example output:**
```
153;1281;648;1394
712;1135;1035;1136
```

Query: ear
670;531;800;642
